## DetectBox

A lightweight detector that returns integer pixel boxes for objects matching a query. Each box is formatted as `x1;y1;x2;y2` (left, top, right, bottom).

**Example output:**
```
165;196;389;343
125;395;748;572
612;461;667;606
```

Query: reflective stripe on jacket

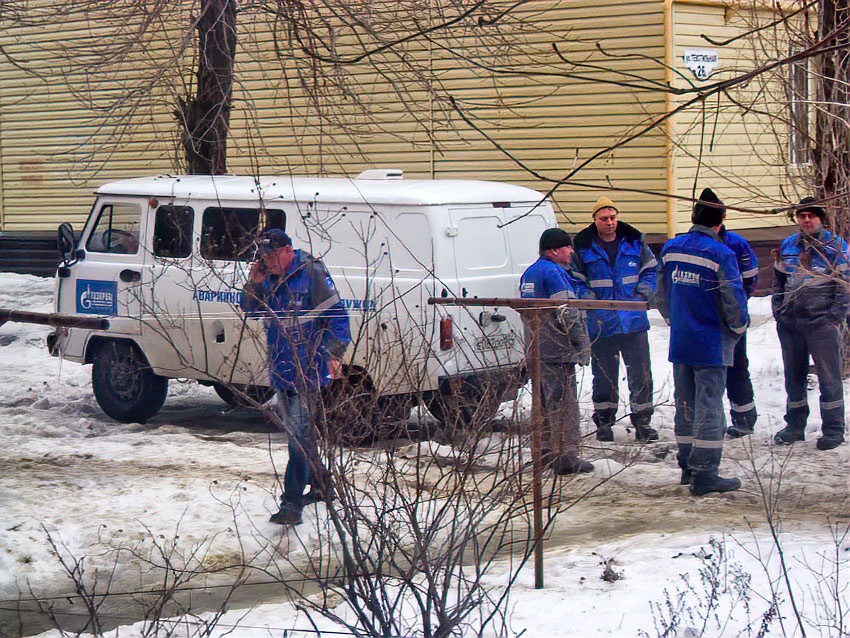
657;225;749;367
571;221;657;340
241;249;351;392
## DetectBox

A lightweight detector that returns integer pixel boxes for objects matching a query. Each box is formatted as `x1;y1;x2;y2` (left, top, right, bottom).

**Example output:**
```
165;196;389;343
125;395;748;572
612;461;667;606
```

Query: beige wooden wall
0;3;188;231
0;0;794;238
669;0;798;236
226;0;671;235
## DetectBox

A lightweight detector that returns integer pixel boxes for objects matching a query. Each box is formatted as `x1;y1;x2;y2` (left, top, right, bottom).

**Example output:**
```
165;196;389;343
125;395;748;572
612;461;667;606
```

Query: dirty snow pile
0;272;847;637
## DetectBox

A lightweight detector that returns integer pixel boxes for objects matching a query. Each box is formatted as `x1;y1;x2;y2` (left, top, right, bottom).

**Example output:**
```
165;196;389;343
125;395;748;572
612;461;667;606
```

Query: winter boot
689;470;741;496
269;505;303;526
595;425;614;442
634;424;659;443
680;468;694;485
551;453;595;475
774;425;805;445
816;432;845;451
726;425;754;438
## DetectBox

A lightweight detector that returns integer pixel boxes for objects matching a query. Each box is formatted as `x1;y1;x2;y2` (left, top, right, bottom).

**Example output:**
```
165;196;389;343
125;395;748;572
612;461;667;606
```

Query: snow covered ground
0;272;848;637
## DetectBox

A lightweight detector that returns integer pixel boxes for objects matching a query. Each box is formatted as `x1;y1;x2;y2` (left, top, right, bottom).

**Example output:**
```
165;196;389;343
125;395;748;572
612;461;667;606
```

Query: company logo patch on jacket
520;282;536;295
671;267;700;287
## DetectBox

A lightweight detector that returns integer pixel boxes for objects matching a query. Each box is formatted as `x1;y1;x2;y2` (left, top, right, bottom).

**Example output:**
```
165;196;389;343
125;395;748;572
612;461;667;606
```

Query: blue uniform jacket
241;250;351;392
720;227;759;297
657;225;749;367
571;221;657;340
519;256;589;364
772;229;850;324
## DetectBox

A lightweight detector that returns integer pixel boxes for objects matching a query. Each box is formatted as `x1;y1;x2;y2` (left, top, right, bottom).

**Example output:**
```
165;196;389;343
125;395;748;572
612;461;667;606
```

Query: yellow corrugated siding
2;0;668;234
669;1;797;235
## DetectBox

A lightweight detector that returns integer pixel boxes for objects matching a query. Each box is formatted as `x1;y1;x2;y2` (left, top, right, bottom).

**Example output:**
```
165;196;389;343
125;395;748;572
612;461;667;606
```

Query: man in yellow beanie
571;196;659;442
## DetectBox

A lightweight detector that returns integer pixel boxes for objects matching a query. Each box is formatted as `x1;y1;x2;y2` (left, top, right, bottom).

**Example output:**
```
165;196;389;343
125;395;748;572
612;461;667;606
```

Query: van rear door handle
120;269;141;283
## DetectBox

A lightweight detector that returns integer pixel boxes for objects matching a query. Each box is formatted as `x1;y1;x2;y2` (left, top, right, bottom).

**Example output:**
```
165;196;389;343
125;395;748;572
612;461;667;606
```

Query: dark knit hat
691;188;726;227
795;197;826;222
539;227;573;253
258;228;292;255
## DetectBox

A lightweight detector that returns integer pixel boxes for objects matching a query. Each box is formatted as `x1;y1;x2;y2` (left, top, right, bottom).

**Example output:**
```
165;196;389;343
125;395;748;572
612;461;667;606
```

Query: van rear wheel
213;383;274;407
92;341;168;423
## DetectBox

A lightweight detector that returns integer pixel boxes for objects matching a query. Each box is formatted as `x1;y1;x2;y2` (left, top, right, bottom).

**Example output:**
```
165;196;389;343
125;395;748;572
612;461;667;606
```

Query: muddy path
2;401;847;637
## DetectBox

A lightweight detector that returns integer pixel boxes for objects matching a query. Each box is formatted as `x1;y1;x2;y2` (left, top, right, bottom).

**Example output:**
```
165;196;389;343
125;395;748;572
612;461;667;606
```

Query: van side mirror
57;223;77;265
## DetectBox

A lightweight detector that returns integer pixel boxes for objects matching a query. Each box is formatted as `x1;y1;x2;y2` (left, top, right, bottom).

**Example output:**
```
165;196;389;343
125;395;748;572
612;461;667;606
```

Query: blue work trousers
673;364;727;472
275;389;319;516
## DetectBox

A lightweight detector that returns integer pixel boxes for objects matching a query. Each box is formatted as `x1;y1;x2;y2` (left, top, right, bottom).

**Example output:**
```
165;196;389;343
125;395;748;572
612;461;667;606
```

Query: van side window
153;206;194;258
264;209;286;232
86;203;142;254
201;207;269;261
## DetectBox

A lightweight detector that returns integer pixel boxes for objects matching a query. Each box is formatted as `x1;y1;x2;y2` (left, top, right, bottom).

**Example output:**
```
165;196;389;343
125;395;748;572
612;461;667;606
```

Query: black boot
816;432;845;451
689;470;741;496
774;425;805;445
595;425;614;442
634;424;659;442
269;505;303;525
680;468;693;485
726;425;754;438
551;453;595;475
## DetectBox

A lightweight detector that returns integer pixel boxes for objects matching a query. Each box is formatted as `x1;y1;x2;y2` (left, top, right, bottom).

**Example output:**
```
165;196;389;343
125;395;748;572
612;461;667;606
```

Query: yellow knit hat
591;196;618;217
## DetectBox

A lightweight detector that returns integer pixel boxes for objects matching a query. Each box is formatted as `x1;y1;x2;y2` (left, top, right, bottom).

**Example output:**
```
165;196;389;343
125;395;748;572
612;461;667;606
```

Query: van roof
95;174;547;207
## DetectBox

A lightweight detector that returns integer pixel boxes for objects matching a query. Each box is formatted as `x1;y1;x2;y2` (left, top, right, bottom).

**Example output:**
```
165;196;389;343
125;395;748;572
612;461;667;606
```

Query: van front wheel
92;341;168;423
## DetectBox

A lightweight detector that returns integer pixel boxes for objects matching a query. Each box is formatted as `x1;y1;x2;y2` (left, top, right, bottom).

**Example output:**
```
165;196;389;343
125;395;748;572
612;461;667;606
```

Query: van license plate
475;333;516;351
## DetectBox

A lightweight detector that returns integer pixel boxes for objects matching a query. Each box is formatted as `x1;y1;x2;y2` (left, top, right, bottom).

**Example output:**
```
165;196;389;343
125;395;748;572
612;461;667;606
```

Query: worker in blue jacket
520;227;594;475
773;197;849;450
571;197;659;442
719;225;759;437
657;188;749;495
242;229;351;525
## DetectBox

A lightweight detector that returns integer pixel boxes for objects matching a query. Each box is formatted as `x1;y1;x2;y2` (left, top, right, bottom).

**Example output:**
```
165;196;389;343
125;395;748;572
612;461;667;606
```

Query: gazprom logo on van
77;280;117;315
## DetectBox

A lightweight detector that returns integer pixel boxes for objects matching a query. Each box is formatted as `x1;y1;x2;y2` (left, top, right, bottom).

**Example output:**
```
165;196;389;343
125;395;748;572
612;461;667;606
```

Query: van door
138;203;270;384
447;206;519;369
59;197;147;335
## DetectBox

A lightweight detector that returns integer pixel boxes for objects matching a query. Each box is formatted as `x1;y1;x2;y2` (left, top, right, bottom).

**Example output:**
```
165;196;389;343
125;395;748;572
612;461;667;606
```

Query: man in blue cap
241;229;351;525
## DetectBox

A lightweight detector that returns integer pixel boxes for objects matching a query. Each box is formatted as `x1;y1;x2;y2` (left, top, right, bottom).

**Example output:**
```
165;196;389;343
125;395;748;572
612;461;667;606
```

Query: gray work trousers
673;364;727;472
540;361;581;458
777;319;845;437
590;331;654;428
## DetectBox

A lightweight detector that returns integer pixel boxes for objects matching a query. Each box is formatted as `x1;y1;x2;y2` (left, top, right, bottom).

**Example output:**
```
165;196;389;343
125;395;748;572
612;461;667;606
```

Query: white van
48;171;555;426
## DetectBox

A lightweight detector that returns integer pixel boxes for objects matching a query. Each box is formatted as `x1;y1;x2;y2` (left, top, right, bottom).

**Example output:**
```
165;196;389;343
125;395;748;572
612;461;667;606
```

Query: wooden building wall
668;0;800;236
0;0;794;240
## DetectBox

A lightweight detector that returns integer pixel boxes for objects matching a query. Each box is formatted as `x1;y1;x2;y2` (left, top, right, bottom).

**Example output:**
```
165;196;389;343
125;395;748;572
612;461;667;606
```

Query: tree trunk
176;0;237;175
815;0;850;376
